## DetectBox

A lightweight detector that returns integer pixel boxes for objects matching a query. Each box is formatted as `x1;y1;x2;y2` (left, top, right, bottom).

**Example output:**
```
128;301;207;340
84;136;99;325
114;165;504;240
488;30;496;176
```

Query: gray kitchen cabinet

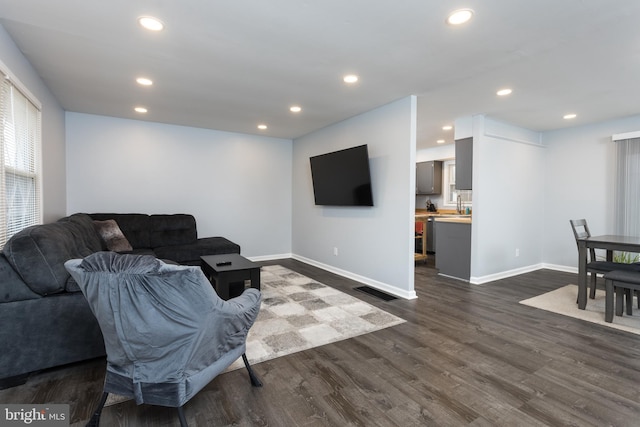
455;137;472;190
435;219;471;281
416;160;442;195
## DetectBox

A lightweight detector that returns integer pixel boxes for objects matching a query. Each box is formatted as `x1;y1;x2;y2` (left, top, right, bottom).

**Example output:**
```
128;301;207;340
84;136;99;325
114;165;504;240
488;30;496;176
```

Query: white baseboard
541;263;577;274
470;263;579;284
470;263;544;284
291;254;417;300
247;255;579;295
246;253;293;262
438;273;471;283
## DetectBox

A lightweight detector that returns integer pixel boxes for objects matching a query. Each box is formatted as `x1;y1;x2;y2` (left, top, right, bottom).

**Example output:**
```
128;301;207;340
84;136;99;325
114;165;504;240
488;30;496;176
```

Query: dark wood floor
2;259;640;426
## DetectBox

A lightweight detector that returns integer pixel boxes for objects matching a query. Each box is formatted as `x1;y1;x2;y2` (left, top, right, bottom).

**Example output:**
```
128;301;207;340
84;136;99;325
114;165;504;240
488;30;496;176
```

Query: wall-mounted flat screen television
309;144;374;206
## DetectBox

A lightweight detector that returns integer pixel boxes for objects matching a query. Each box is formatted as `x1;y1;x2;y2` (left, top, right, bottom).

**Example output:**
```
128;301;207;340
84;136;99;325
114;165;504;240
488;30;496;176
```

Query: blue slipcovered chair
65;251;262;427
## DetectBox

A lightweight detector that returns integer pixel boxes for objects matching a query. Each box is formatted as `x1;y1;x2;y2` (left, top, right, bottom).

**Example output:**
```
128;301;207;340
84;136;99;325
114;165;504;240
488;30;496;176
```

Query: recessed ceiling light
437;139;446;144
134;107;148;113
138;16;164;31
257;124;268;130
497;88;512;96
136;77;153;86
442;125;453;131
447;9;474;26
343;74;359;84
290;106;302;113
563;113;577;120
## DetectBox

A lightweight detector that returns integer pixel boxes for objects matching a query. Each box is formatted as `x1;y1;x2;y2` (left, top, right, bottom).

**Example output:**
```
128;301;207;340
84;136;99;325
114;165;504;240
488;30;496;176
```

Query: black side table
200;254;260;300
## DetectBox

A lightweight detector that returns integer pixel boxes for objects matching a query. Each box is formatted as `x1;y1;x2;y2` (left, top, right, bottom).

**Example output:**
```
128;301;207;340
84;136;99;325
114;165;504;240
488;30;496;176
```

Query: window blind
614;137;640;238
0;75;42;248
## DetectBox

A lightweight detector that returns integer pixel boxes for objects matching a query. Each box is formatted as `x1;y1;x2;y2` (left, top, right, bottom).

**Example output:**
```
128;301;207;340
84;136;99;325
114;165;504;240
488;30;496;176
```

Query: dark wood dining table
577;234;640;309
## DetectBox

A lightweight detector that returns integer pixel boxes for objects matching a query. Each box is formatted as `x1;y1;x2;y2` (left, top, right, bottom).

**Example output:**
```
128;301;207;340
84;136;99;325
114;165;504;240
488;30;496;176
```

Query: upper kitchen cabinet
455;137;473;190
416;160;443;195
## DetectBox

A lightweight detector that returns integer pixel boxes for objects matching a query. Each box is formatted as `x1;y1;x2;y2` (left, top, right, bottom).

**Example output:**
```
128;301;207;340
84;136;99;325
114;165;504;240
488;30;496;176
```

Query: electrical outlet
515;248;520;257
333;247;338;256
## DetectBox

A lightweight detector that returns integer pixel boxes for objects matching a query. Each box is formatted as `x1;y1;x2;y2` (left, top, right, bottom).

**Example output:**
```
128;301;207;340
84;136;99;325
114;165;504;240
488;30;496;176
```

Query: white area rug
105;265;405;406
520;284;640;335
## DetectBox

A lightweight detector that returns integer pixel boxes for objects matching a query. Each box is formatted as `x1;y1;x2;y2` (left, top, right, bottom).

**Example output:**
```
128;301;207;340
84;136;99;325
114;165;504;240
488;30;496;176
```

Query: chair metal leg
242;353;263;387
177;406;188;427
85;391;109;427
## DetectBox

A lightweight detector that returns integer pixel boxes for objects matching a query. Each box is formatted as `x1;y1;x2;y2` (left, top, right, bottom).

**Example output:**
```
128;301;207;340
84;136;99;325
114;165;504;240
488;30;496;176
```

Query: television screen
309;145;374;206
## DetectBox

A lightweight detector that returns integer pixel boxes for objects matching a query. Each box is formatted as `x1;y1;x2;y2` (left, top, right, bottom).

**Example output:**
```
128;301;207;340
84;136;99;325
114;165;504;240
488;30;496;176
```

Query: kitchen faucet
457;194;462;214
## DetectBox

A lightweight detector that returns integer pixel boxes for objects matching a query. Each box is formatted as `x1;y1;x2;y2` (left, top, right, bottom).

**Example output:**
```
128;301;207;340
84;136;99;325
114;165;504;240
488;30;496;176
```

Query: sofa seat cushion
153;237;240;265
127;248;157;256
0;292;105;380
0;254;41;303
65;276;82;293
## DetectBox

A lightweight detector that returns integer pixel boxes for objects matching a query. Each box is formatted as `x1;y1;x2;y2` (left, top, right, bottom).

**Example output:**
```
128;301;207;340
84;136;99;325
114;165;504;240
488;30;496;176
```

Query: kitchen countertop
434;216;472;224
416;208;459;215
415;209;472;223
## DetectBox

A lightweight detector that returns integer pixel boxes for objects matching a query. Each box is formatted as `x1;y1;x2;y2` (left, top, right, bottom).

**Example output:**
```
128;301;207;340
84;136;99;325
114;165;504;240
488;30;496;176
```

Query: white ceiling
1;1;638;149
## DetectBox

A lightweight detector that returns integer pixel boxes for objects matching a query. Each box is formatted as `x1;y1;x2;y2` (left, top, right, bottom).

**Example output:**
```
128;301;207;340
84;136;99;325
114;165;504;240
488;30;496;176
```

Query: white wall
292;96;417;299
471;116;546;283
426;114;640;282
66;112;292;259
542;114;640;271
416;144;455;163
0;24;66;222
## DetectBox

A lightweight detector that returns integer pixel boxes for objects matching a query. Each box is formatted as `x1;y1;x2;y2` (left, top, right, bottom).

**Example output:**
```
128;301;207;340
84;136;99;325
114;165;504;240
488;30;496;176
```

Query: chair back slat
570;219;597;261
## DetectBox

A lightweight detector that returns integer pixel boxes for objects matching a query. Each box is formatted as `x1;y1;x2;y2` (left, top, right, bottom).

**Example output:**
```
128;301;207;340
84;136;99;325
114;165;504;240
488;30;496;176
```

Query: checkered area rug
224;264;406;371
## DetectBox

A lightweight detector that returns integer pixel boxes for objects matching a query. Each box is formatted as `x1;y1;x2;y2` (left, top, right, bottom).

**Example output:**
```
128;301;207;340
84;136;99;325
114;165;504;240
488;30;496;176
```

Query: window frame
0;64;43;249
442;159;472;209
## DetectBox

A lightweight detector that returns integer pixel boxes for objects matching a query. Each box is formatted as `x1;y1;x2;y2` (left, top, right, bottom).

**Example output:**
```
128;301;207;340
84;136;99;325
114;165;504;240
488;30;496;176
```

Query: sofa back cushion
89;214;151;249
58;213;104;252
3;217;100;295
149;214;198;248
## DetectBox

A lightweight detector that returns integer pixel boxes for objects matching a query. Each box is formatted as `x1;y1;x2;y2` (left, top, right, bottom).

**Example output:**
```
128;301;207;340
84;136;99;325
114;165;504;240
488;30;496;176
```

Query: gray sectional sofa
0;213;240;384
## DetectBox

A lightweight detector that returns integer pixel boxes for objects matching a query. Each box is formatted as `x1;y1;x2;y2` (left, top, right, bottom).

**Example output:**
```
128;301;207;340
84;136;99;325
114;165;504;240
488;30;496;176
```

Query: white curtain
614;137;640;237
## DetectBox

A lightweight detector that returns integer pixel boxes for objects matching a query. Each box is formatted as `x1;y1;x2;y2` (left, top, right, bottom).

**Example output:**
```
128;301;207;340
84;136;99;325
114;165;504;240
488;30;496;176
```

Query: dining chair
569;219;640;311
570;219;608;299
570;219;640;301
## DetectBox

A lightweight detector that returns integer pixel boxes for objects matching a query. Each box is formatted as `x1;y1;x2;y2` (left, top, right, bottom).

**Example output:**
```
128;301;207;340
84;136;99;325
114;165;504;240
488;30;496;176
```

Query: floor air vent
355;286;397;301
